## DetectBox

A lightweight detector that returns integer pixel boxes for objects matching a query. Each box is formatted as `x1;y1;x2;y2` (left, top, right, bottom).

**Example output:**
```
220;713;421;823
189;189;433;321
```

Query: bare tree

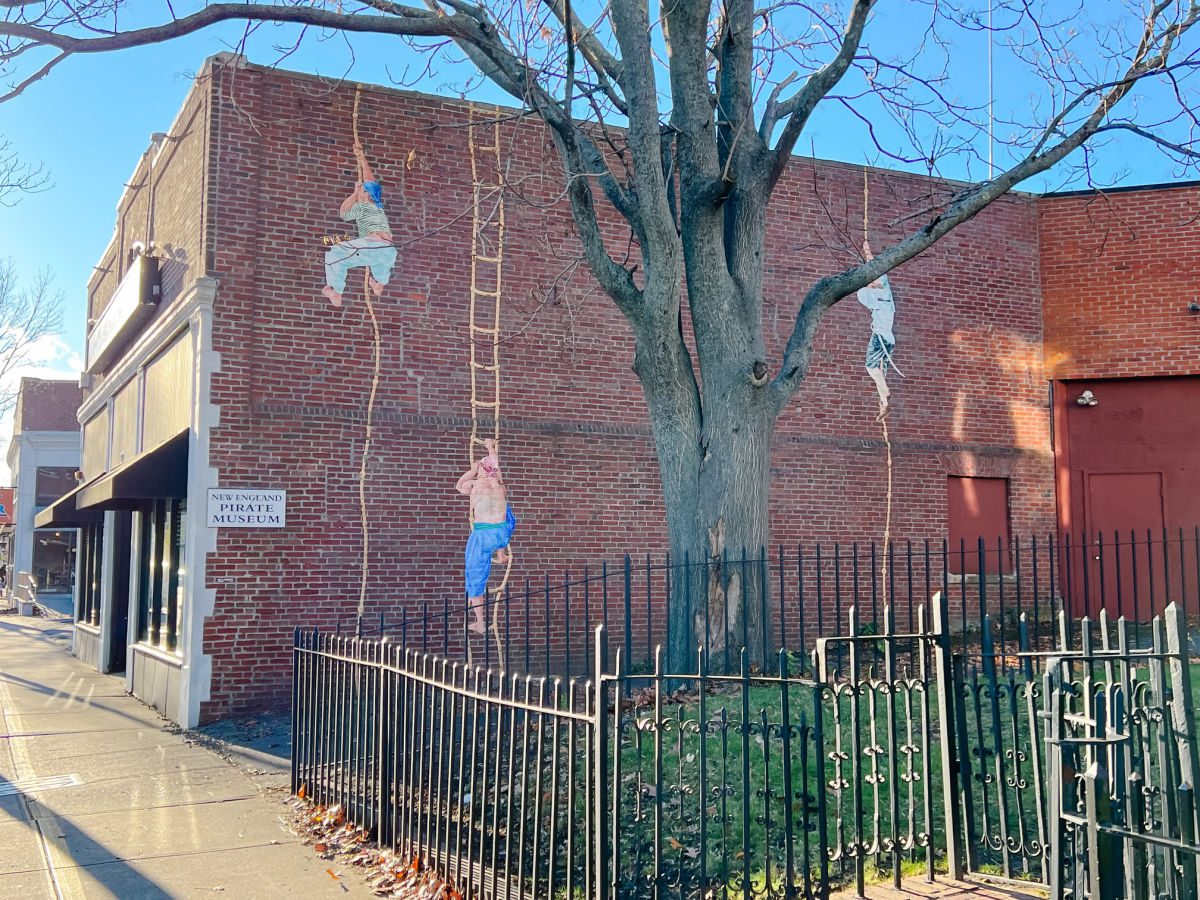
0;136;48;205
5;1;1200;664
0;259;65;418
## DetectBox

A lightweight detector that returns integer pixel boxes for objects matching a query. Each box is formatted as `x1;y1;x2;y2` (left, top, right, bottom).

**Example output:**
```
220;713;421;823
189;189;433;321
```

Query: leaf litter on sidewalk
286;791;462;899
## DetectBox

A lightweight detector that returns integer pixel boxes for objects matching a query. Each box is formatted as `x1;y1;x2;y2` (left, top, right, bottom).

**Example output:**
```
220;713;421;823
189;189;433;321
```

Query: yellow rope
864;168;895;593
353;84;383;618
466;104;510;667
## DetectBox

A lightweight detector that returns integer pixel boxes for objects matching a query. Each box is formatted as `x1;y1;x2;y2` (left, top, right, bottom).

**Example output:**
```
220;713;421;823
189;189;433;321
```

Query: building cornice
79;276;218;422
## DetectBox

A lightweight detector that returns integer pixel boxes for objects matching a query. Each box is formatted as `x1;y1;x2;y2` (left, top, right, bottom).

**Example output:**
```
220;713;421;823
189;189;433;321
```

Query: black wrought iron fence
339;530;1200;680
296;592;977;899
300;530;1200;899
954;602;1200;895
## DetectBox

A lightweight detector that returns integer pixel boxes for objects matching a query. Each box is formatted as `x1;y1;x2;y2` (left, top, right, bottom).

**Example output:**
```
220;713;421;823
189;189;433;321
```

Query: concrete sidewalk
0;615;360;899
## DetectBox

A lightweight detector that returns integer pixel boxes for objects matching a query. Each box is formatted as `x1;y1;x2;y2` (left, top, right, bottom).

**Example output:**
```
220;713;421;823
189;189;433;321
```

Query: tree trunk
694;385;775;672
636;337;775;675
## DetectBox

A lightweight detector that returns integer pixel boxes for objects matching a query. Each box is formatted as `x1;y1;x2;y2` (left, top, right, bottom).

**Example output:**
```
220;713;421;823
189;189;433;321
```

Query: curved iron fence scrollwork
954;603;1200;900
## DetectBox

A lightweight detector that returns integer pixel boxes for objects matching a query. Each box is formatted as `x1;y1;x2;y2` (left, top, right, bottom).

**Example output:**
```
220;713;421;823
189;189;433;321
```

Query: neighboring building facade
55;54;1199;725
6;378;83;603
1039;184;1200;616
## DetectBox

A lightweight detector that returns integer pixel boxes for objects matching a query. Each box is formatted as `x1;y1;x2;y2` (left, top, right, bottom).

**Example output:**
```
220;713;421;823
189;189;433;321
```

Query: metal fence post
593;625;609;900
932;590;965;880
1166;602;1200;890
1047;663;1065;900
291;627;301;795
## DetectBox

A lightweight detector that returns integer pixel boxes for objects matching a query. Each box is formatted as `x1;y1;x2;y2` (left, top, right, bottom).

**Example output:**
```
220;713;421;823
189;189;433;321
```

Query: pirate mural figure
322;144;397;307
857;238;899;420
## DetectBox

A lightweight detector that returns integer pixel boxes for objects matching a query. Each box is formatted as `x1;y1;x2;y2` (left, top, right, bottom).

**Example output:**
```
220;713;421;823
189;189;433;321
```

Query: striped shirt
343;201;391;238
856;274;895;343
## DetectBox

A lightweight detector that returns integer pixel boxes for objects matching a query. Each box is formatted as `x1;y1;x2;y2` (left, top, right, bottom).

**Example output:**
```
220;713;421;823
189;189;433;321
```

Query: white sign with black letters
207;489;287;528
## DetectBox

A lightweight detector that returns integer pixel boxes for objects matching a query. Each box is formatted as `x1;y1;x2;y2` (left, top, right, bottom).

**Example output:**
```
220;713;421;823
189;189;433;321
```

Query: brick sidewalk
0;614;363;899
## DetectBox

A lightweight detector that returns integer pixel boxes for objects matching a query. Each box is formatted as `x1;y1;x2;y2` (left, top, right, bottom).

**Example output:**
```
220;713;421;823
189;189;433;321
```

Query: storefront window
136;499;185;652
33;528;77;594
77;523;104;626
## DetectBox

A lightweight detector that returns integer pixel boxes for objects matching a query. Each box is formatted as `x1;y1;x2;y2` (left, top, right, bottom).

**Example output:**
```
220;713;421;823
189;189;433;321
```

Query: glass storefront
76;523;104;625
32;528;76;593
137;499;185;653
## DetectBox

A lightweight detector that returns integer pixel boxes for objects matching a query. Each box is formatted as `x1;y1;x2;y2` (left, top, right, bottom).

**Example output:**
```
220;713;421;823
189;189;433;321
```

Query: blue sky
0;4;1193;376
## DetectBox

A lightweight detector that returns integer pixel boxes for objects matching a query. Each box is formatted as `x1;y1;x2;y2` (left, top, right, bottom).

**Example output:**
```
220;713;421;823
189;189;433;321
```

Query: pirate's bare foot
322;286;343;307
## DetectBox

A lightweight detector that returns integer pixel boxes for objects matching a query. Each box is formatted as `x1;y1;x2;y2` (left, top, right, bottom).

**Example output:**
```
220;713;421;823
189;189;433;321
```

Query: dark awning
34;482;104;528
77;431;189;511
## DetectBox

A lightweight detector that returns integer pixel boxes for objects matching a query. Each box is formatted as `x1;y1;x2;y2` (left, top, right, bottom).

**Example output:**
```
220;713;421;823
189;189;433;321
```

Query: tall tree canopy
5;1;1200;663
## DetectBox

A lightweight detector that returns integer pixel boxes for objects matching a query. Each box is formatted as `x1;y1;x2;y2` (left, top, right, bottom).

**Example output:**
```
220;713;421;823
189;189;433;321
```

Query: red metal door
1085;472;1165;618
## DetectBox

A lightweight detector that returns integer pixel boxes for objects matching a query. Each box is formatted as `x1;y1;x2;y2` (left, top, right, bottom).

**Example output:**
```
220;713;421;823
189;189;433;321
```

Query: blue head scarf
362;180;384;208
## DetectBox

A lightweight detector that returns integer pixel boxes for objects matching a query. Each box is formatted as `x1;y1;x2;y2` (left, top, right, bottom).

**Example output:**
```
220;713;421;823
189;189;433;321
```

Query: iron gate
950;602;1199;898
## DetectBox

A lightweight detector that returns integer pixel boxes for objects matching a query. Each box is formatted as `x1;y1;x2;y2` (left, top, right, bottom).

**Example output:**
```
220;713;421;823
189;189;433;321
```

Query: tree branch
608;0;678;279
769;0;1200;411
540;0;626;113
0;3;459;52
762;0;874;188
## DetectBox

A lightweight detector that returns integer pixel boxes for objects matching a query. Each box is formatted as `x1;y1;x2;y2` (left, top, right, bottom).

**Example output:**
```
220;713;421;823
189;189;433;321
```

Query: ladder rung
470;324;498;335
472;287;500;298
472;399;499;408
470;361;498;372
475;255;501;264
475;145;499;153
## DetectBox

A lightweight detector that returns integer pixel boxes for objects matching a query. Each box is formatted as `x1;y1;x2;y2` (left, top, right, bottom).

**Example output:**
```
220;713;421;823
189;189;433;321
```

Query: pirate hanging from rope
858;170;904;421
857;236;901;421
322;143;397;308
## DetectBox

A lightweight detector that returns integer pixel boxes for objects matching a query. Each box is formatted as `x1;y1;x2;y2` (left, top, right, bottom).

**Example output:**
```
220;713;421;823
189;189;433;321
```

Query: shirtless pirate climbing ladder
456;439;517;635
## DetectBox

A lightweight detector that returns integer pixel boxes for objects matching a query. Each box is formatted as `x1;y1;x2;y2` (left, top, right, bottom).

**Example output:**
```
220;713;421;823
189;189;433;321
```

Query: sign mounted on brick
86;252;162;375
207;489;287;528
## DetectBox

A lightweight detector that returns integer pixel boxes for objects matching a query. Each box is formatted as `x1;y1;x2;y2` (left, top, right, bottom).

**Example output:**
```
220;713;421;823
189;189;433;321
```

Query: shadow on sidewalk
188;711;291;777
12;806;175;897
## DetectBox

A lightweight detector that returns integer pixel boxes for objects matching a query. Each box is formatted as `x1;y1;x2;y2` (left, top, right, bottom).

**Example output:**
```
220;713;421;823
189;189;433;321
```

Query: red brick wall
14;378;82;434
1039;185;1200;380
197;60;1054;718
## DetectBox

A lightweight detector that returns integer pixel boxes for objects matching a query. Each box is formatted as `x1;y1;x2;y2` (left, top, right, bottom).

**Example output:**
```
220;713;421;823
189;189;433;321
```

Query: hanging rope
864;169;895;592
466;104;510;667
353;84;383;618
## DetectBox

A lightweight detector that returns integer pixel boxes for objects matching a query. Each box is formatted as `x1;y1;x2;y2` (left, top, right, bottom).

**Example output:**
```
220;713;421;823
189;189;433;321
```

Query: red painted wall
1052;376;1200;535
192;60;1054;718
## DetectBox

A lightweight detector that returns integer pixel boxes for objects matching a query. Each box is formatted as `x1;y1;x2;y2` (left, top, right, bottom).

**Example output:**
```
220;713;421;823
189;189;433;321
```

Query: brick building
39;54;1195;725
6;378;82;605
1038;185;1200;617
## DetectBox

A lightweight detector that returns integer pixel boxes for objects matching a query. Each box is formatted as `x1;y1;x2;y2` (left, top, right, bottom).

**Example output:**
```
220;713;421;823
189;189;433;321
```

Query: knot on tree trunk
749;360;768;386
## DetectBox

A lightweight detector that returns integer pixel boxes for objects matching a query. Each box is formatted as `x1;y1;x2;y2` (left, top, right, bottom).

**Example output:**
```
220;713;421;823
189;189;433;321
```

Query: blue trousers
324;238;397;293
465;506;516;598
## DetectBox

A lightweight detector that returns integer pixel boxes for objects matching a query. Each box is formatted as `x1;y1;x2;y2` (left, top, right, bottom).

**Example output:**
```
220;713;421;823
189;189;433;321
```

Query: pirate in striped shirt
322;145;398;308
857;239;898;420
